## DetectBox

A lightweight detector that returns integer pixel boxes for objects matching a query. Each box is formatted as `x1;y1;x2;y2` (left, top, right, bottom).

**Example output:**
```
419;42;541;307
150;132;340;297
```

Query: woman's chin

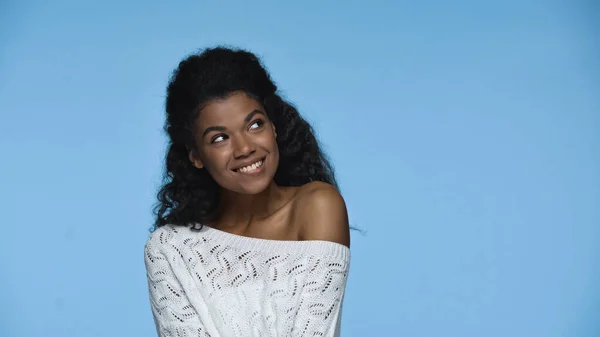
217;175;274;195
237;179;274;195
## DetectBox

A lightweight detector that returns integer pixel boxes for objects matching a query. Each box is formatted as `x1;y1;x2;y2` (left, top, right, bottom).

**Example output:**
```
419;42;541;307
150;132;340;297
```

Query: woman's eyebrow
202;125;226;138
244;109;265;122
202;109;266;138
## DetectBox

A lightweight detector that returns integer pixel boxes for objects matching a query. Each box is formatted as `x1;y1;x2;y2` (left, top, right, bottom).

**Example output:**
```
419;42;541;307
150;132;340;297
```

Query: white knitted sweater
144;224;350;337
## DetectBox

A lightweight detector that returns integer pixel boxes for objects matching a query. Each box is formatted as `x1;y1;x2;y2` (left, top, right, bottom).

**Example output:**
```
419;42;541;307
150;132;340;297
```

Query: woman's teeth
236;159;263;173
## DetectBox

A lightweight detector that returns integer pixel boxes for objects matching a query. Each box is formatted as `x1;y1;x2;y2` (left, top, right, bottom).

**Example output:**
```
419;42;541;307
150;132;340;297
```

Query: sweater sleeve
291;253;350;337
144;240;212;337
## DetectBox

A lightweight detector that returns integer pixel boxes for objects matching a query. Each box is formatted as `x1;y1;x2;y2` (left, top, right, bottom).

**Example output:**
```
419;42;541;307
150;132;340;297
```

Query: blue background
1;1;598;336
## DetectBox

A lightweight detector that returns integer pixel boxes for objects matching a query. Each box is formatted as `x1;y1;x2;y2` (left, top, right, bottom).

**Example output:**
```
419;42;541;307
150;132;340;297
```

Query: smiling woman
144;47;351;337
187;92;280;195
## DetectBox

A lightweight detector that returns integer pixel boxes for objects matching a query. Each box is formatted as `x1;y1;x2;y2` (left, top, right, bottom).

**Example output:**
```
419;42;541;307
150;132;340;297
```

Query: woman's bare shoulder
291;181;350;247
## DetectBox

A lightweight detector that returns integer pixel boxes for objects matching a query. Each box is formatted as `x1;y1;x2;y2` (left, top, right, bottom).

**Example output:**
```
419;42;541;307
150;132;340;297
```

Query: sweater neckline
191;223;350;259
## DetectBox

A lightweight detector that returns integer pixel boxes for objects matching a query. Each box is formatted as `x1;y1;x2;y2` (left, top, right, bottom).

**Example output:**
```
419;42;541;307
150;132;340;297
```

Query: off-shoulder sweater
143;223;351;337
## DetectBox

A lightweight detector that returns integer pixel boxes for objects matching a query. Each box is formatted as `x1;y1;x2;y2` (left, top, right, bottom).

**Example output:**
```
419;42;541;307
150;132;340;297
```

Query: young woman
144;47;351;337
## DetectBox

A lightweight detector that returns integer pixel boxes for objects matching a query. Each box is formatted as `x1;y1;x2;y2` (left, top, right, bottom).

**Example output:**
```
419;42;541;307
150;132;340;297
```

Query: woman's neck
214;181;291;229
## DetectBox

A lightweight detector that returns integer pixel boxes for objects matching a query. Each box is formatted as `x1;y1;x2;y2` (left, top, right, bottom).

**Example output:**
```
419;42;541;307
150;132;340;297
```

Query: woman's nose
232;135;255;158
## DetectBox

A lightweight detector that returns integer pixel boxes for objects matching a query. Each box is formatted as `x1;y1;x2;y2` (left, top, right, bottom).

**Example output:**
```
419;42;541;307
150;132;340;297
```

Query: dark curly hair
153;46;339;230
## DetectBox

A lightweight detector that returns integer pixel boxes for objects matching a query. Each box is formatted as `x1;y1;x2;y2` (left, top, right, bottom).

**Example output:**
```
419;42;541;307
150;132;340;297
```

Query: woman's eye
249;120;264;130
211;135;227;143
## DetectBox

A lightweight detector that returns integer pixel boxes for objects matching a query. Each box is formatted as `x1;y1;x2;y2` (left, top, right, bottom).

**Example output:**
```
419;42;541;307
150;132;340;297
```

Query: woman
144;46;351;337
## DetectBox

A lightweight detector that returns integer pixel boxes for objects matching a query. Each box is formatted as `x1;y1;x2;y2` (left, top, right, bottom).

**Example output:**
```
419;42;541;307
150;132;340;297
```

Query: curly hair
153;47;338;230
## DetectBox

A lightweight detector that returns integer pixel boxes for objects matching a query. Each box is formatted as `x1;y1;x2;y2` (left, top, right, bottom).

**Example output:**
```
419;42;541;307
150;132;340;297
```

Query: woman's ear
188;149;204;169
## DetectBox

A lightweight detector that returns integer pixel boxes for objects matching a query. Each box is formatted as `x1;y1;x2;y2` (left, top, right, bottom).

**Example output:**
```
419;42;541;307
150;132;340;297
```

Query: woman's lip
232;156;266;174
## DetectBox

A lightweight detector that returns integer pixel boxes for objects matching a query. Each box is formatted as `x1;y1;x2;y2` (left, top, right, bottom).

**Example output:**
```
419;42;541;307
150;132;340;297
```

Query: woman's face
189;91;279;195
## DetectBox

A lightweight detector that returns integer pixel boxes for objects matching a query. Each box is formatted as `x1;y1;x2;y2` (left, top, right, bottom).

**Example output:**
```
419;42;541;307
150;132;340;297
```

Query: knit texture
144;224;350;337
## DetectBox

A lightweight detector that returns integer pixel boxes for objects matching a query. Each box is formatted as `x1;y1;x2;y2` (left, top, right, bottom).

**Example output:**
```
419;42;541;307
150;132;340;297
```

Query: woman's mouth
233;157;266;174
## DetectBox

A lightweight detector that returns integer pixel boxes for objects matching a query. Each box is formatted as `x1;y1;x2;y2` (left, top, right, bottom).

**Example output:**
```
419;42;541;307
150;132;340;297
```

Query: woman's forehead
197;92;263;126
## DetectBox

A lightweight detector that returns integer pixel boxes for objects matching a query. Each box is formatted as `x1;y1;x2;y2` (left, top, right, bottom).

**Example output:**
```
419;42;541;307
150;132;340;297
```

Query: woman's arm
291;181;351;336
144;240;212;337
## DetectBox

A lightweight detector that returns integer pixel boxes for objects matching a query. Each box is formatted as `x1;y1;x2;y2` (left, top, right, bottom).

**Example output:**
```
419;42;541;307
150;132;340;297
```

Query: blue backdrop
1;1;598;336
